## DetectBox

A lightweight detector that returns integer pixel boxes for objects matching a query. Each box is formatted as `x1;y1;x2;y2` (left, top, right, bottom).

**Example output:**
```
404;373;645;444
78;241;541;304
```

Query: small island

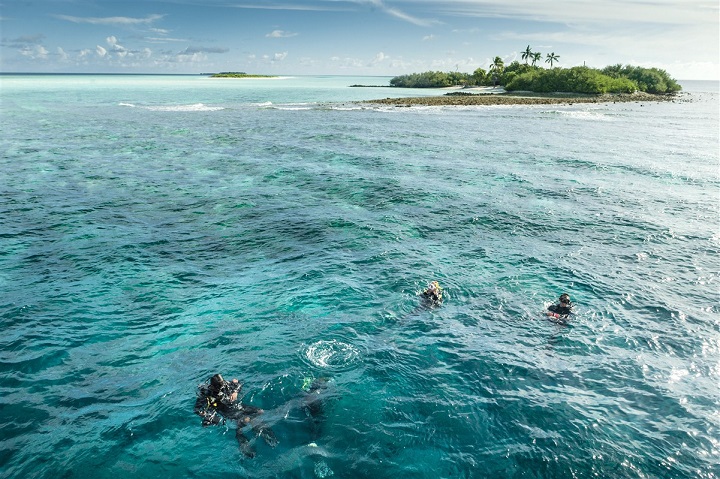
362;91;679;107
364;46;682;106
209;72;277;78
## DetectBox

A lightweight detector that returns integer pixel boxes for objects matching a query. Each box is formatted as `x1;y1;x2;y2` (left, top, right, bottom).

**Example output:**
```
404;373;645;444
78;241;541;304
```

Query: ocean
0;74;718;479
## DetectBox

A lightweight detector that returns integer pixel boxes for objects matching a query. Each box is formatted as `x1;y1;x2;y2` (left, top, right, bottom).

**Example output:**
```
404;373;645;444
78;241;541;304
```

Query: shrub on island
389;71;473;88
600;64;681;94
504;66;638;94
505;65;680;94
390;62;681;95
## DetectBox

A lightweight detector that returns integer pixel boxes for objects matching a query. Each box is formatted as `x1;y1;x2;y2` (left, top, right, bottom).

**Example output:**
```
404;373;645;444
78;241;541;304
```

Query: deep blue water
1;75;718;479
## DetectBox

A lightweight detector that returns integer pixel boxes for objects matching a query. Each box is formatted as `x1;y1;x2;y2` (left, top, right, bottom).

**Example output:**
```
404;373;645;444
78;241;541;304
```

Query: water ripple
1;77;718;478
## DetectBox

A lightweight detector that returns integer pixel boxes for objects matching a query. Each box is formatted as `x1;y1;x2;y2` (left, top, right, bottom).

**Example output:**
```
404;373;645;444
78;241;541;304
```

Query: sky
1;0;718;80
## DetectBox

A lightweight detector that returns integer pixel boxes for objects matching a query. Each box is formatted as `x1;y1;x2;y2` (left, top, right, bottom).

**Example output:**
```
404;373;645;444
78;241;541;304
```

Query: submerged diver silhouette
301;377;331;440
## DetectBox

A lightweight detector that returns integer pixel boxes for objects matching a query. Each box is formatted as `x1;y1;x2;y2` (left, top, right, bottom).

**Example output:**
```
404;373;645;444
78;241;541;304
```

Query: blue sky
1;0;718;79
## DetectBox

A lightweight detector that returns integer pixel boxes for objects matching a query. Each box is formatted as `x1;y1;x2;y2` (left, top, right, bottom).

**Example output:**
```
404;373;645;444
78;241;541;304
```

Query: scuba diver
421;281;443;306
301;377;330;440
399;280;444;321
194;373;278;458
546;293;574;324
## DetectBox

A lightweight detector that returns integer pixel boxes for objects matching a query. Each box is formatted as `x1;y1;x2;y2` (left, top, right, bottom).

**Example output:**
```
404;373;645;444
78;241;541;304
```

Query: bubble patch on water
303;340;360;370
314;460;334;478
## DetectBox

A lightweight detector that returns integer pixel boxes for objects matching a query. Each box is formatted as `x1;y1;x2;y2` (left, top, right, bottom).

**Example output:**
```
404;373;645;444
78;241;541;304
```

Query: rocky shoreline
362;91;677;107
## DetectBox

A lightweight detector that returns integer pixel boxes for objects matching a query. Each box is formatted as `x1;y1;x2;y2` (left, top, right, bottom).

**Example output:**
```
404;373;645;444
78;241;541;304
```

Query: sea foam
120;102;224;112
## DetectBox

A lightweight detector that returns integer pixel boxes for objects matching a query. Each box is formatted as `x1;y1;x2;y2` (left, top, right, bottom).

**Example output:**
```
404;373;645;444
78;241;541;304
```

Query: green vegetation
545;52;560;68
521;45;533;65
600;64;681;94
210;72;277;78
504;66;638;94
389;71;472;88
489;56;504;86
505;64;680;94
388;46;681;94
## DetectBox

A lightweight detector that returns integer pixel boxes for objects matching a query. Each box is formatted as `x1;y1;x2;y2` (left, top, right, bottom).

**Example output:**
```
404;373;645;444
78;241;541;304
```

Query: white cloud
328;52;392;70
104;36;132;58
177;53;206;63
428;0;717;26
179;46;229;55
145;37;188;43
19;44;49;60
369;51;388;66
107;36;126;52
54;13;164;25
501;24;716;68
299;56;319;67
173;49;211;63
330;56;366;69
229;2;349;11
362;0;440;26
228;0;436;25
6;0;715;77
266;30;298;38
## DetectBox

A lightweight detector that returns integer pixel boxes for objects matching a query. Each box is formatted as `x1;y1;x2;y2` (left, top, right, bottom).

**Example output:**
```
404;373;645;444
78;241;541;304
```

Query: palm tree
531;52;541;66
521;45;533;65
489;56;504;86
545;52;560;67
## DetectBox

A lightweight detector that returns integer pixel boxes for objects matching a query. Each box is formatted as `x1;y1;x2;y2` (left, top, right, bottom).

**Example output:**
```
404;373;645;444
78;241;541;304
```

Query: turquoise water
1;75;718;478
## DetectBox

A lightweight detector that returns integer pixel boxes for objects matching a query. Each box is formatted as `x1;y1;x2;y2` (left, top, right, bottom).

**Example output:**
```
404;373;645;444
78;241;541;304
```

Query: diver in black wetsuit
421;281;443;305
546;293;573;323
400;280;445;320
194;374;278;458
302;377;330;440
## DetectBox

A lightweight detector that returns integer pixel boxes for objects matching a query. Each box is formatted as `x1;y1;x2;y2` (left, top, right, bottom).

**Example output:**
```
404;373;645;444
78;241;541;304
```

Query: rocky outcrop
362;92;676;107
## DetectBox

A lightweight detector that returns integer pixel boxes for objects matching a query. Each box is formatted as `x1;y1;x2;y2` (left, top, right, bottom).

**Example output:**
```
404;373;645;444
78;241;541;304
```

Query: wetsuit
303;378;330;440
547;302;573;324
194;378;277;457
422;289;442;305
195;379;240;424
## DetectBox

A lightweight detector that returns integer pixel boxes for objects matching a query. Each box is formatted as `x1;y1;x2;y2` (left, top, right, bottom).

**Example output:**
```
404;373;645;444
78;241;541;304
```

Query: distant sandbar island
208;72;278;78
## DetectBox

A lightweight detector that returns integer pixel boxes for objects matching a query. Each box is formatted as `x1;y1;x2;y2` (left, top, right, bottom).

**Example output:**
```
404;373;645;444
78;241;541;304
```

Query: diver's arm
228;379;241;402
194;394;207;416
